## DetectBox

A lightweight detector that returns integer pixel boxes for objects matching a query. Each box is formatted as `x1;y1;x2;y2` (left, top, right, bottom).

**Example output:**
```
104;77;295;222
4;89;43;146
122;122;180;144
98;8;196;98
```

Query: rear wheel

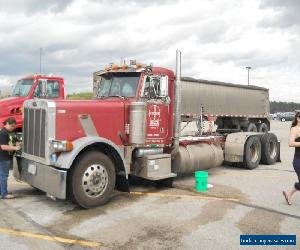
281;118;286;122
260;133;278;165
69;151;116;208
257;123;269;133
243;136;261;169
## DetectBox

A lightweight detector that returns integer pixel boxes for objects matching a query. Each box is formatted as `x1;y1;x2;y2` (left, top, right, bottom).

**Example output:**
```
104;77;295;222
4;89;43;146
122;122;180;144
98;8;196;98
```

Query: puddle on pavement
107;218;184;250
190;200;236;229
237;208;284;235
172;183;248;202
46;192;142;233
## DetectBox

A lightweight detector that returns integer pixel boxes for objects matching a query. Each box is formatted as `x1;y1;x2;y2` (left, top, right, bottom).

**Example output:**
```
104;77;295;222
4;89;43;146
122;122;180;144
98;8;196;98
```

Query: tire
257;123;269;133
281;118;286;122
156;178;174;188
243;136;261;169
69;151;116;208
260;133;278;165
246;123;257;132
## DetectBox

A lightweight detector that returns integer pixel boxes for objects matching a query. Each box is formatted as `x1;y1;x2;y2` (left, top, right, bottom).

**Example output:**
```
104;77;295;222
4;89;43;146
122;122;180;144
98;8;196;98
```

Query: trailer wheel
246;123;257;132
243;136;261;169
257;123;269;133
69;151;116;208
260;133;278;165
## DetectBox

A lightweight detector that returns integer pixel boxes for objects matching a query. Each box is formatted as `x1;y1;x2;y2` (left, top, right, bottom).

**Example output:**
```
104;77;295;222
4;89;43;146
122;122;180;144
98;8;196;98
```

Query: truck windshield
97;73;140;98
12;79;34;97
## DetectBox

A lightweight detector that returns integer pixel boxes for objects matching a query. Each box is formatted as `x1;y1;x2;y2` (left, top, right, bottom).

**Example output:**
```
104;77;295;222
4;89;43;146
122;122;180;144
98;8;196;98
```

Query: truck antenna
39;48;43;74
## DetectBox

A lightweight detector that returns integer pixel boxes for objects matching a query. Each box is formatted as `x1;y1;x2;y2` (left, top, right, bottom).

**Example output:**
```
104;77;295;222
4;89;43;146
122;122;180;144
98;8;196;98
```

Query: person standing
0;117;21;199
283;112;300;205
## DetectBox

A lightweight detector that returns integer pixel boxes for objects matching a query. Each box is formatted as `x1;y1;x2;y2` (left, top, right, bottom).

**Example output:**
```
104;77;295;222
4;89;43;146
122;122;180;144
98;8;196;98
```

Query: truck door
141;75;170;145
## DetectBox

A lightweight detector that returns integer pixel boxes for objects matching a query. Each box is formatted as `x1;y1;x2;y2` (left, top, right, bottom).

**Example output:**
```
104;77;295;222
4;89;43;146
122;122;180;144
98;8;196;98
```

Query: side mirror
94;80;100;98
39;79;48;98
160;76;168;97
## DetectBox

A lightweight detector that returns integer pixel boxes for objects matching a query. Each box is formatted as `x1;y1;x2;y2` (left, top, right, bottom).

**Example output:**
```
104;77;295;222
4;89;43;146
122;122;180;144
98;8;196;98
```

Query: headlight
50;140;73;152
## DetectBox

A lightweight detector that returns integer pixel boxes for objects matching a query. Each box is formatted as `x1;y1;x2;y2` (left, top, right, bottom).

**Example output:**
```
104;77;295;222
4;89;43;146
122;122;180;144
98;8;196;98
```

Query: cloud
0;0;299;102
0;0;74;14
259;0;300;28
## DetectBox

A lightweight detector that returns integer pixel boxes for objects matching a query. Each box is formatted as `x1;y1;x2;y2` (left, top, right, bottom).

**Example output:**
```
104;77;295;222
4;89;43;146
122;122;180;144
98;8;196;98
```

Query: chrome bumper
13;157;67;199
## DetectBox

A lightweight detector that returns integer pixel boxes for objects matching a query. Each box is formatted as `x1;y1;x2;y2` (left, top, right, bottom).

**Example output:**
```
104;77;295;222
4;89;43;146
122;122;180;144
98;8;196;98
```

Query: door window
34;80;60;98
141;75;168;99
47;81;60;98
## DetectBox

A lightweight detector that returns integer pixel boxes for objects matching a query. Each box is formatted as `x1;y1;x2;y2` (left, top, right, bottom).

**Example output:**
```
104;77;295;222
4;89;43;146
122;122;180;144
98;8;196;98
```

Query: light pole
246;66;251;85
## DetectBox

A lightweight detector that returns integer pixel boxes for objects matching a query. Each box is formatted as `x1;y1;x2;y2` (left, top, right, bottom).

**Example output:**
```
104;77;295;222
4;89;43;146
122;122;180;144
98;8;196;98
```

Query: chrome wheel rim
250;143;259;162
269;141;277;159
82;164;108;198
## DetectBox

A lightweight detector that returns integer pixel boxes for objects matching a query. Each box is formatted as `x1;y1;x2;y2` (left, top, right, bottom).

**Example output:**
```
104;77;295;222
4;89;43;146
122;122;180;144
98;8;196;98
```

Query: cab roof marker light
122;64;128;69
111;64;119;70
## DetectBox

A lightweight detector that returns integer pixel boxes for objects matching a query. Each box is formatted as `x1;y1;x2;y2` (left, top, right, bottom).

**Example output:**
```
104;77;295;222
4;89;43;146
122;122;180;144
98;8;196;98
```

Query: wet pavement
0;120;299;249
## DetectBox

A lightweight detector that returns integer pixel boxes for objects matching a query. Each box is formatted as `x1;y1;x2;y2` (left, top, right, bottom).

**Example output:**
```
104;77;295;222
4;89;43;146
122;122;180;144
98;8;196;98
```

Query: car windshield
97;73;140;98
12;79;34;97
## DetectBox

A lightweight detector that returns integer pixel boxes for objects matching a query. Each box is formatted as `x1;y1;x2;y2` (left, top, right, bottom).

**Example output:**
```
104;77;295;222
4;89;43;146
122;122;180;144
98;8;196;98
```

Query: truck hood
0;96;26;116
54;99;129;143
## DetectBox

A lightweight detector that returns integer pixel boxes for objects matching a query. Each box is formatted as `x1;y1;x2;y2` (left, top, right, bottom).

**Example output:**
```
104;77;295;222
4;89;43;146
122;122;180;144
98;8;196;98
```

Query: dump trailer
181;78;270;133
14;50;279;208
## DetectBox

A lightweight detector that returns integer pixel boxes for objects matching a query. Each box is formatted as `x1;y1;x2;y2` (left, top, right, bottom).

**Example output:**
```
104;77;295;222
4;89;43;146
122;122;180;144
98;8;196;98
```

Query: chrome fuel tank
172;144;224;175
129;102;147;145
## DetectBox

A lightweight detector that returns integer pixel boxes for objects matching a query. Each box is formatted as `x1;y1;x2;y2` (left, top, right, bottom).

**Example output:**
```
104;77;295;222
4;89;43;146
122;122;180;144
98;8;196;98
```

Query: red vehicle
0;75;65;131
14;51;280;208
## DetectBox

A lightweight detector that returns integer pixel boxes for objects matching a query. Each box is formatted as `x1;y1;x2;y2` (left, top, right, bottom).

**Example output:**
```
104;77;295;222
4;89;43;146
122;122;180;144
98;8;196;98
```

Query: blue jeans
0;160;11;198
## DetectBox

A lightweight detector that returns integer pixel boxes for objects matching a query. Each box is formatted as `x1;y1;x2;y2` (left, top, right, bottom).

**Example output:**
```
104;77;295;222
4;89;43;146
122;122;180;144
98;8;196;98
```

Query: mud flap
277;141;281;162
13;156;22;181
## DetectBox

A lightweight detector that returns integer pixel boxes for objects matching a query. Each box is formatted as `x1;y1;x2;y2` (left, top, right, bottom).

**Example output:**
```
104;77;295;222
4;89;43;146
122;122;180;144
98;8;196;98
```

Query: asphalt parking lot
0;120;299;250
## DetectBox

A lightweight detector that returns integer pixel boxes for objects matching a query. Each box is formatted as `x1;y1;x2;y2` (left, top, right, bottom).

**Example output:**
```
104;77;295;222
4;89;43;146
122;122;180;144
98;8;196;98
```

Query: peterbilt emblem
32;102;37;107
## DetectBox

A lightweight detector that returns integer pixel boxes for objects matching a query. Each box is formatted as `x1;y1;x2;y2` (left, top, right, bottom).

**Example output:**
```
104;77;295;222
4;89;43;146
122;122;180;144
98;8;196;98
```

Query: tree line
67;92;93;100
270;101;300;113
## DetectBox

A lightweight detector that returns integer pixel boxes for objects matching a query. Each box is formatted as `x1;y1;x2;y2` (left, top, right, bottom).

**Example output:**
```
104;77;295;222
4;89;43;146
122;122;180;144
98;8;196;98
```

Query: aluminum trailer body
181;77;270;132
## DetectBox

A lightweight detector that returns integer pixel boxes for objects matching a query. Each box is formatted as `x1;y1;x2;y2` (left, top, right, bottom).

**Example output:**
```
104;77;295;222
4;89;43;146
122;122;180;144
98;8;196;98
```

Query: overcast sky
0;0;299;101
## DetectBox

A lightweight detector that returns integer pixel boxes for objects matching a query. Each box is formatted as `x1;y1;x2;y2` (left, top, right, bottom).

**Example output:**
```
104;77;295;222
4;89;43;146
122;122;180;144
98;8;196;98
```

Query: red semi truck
14;51;279;208
0;75;65;131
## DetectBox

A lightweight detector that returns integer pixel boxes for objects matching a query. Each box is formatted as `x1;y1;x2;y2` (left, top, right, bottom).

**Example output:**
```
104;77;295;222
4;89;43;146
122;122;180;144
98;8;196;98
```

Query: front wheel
69;151;116;208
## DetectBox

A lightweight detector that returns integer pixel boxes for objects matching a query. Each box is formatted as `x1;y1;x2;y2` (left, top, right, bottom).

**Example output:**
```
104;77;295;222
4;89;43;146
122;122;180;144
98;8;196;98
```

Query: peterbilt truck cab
0;75;65;131
15;63;178;208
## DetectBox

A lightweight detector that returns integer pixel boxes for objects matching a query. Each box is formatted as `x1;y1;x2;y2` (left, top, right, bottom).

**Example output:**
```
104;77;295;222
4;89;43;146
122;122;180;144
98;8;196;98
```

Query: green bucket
195;171;208;192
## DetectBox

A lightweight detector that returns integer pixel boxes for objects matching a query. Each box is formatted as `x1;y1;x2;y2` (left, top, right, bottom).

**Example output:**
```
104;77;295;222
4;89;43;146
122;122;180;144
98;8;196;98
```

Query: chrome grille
23;107;46;158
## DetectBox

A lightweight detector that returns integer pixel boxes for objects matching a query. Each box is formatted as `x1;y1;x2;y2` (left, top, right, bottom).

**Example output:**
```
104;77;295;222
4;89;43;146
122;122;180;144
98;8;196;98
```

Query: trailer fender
56;136;129;191
224;132;262;163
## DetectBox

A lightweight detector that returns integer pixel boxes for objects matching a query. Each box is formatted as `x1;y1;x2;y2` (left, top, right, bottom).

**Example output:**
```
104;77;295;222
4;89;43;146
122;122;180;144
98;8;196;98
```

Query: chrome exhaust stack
171;49;182;157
